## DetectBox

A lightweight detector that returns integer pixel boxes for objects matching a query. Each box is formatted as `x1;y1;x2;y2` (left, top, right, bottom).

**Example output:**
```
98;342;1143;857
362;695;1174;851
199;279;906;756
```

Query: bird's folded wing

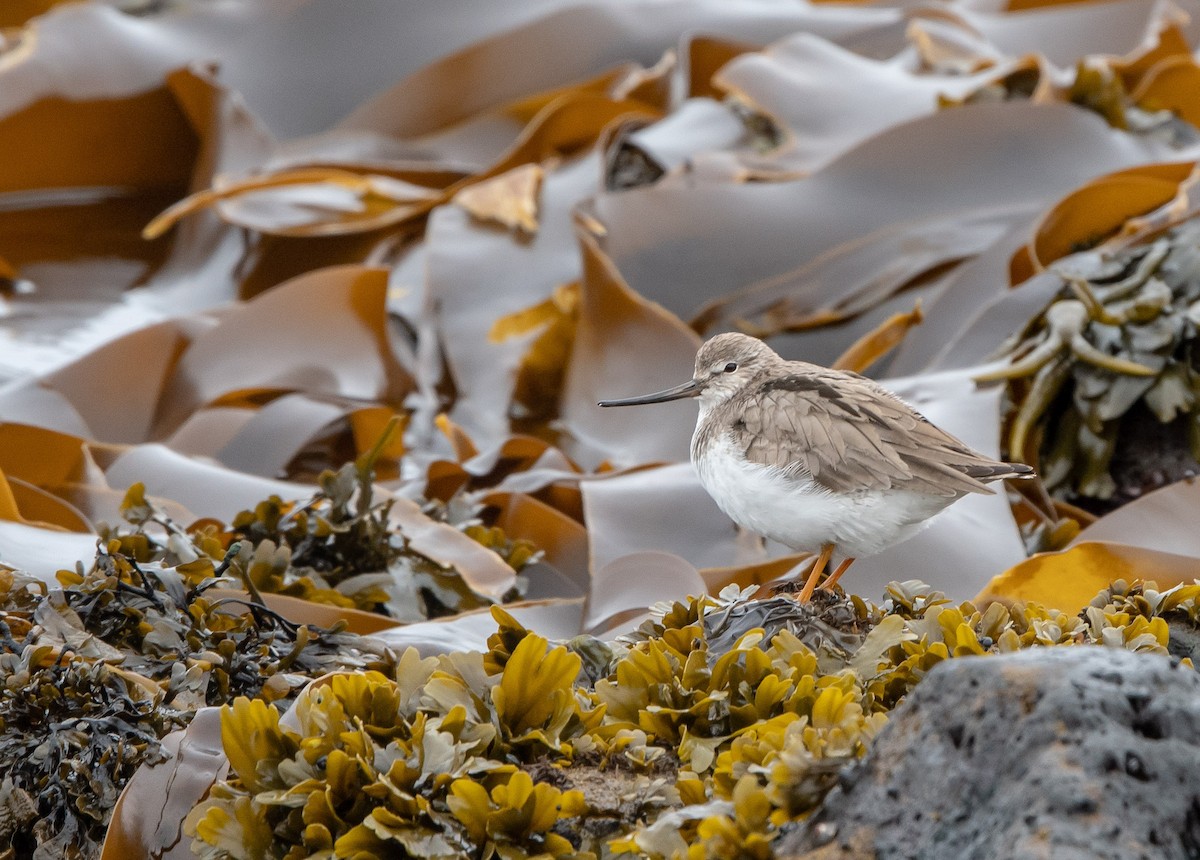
735;370;1001;497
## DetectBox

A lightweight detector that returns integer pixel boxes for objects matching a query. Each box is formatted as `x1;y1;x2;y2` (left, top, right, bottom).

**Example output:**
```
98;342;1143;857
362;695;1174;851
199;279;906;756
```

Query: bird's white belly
693;433;947;559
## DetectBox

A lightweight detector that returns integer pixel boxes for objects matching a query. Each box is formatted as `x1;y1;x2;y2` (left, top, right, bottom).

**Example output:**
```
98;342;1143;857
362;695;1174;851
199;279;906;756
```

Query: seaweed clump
0;536;397;859
0;432;545;859
188;578;1188;860
944;57;1200;148
115;452;539;621
985;220;1200;511
0;589;176;860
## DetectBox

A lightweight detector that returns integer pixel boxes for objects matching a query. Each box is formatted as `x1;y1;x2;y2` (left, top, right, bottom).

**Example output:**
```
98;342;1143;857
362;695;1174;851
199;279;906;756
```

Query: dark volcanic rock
780;647;1200;860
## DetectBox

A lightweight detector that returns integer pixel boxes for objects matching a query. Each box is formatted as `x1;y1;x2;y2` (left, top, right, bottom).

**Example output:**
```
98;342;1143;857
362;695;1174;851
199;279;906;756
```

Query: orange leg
818;557;855;593
797;544;835;603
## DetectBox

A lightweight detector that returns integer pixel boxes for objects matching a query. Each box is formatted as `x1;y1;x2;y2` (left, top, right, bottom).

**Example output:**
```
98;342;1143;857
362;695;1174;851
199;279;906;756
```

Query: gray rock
780;647;1200;860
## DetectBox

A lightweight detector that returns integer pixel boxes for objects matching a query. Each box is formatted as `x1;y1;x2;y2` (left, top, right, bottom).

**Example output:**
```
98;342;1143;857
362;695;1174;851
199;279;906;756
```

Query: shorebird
599;333;1034;602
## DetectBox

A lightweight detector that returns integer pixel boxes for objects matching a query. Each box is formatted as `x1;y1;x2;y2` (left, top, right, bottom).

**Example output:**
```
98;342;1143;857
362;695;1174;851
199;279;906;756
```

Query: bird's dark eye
723;362;738;373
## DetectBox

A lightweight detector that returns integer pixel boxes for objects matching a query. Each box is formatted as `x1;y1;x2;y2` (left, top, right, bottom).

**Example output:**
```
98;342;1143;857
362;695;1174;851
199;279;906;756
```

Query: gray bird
600;333;1034;601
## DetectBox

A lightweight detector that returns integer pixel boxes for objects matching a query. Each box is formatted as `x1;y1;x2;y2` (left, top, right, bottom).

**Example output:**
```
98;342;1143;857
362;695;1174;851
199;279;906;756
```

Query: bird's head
598;332;779;409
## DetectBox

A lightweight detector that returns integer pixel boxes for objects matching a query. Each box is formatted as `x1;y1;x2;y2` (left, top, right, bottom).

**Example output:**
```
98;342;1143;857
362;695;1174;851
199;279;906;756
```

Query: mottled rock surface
781;647;1200;860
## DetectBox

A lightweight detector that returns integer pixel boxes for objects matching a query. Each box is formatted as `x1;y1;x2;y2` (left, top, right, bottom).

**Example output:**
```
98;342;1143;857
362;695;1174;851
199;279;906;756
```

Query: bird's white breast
692;428;949;559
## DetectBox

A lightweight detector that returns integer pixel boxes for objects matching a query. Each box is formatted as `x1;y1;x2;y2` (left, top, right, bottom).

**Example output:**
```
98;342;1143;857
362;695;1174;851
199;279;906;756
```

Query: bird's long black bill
598;379;700;407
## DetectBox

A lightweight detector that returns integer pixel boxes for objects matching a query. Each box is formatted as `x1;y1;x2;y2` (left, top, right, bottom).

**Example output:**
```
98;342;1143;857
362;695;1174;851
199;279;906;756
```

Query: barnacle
978;221;1200;506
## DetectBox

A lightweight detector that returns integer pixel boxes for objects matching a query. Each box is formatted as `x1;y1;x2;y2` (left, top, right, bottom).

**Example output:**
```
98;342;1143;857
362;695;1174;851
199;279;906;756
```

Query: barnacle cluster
982;219;1200;507
190;579;1190;860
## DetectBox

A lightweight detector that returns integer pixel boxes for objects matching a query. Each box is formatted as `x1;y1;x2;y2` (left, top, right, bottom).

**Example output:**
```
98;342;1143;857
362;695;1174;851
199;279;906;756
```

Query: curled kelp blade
0;6;276;364
712;29;1025;175
592;100;1173;371
583;551;708;634
143;166;446;240
1070;478;1200;558
1014;162;1199;278
0;520;98;583
146;80;659;240
558;223;702;467
978;541;1200;613
375;598;585;656
100;708;226;860
152;265;413;436
5;2;1200;852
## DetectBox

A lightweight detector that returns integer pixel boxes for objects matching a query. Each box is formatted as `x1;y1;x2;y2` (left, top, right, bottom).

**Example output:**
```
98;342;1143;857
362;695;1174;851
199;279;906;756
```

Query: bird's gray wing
733;368;1019;497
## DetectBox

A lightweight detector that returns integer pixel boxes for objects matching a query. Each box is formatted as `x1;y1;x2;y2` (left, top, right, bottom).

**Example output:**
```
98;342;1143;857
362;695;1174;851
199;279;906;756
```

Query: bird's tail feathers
964;462;1036;482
